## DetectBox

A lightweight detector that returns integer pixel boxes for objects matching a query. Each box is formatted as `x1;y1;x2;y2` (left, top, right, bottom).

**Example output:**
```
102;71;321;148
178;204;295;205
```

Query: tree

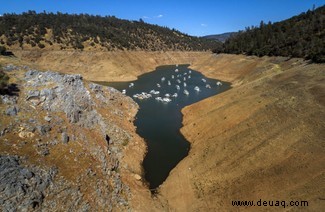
221;5;325;63
0;10;221;52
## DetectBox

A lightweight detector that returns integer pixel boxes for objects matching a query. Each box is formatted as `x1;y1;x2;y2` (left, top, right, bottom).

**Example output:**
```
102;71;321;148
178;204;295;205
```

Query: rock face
0;66;146;211
0;155;92;211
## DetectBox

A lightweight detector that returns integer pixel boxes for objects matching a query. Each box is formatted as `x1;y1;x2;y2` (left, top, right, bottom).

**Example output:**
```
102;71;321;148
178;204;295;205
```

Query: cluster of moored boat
123;66;223;103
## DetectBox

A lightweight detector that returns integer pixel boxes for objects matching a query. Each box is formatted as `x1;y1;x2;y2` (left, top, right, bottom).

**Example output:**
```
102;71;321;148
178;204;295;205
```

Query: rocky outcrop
0;65;144;211
0;155;55;211
0;155;95;211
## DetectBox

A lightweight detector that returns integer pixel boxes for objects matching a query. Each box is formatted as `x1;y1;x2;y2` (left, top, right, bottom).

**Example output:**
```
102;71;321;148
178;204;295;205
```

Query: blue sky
0;0;324;36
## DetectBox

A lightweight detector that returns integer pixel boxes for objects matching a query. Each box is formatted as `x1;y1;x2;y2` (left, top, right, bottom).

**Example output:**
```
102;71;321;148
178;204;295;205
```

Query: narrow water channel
99;65;230;190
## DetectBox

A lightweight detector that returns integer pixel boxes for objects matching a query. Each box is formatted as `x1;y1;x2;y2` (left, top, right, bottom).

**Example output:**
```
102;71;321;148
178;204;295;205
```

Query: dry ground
2;51;324;211
160;54;325;211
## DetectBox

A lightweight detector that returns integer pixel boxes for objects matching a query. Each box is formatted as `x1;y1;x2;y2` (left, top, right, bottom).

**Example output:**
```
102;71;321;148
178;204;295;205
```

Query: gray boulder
61;132;69;144
36;125;51;135
5;105;19;116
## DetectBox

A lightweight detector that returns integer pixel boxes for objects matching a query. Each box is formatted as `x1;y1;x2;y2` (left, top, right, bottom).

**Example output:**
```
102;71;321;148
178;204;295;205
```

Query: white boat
183;82;187;87
176;85;180;90
189;70;192;74
172;93;178;98
155;97;162;101
129;82;134;88
216;81;223;86
133;92;152;99
184;73;187;75
177;79;181;84
122;89;126;94
183;89;189;95
168;80;171;85
201;78;207;83
157;83;161;88
183;77;186;81
205;84;211;89
188;75;191;79
175;68;179;73
165;93;170;97
171;75;175;79
162;97;172;102
194;86;200;92
161;77;166;82
150;90;160;95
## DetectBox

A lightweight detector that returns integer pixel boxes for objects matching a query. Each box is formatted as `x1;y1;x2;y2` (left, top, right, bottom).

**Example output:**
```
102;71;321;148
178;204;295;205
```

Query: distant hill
202;32;237;43
219;5;325;63
0;11;221;51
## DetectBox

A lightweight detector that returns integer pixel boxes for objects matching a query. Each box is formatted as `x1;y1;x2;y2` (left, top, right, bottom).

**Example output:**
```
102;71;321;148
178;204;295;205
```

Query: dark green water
98;64;230;190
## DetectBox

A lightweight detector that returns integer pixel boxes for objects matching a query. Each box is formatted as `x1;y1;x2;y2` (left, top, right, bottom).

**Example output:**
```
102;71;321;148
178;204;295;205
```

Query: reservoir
101;65;230;190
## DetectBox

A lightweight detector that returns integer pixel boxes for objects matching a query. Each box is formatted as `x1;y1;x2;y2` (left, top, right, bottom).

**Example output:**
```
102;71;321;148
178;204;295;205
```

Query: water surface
99;65;230;190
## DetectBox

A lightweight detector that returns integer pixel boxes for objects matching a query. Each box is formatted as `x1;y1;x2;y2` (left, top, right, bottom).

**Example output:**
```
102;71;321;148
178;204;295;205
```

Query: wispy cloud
143;14;163;19
201;23;208;27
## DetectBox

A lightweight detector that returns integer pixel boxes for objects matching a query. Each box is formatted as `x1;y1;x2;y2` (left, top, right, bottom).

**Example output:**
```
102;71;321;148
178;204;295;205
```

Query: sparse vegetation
0;45;6;55
122;138;129;146
0;11;221;51
219;5;325;63
0;68;9;91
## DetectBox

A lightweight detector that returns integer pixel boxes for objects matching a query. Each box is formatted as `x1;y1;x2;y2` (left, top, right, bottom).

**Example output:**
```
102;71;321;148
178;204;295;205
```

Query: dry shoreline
160;55;325;211
2;50;324;211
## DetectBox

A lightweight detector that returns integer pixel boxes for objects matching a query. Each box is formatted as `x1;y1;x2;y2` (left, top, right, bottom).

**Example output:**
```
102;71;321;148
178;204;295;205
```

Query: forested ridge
1;7;324;63
0;11;220;51
219;5;325;62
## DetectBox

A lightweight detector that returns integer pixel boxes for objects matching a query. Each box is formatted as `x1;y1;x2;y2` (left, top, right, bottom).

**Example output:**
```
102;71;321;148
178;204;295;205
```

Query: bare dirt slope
2;51;324;211
159;54;325;211
13;50;209;82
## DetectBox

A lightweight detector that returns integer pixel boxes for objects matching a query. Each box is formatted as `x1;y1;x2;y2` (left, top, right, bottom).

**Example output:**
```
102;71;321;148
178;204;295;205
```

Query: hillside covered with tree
0;11;220;51
202;32;237;43
220;5;325;62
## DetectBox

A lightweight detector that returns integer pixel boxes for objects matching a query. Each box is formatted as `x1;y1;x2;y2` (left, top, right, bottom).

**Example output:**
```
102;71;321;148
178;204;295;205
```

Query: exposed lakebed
99;65;230;190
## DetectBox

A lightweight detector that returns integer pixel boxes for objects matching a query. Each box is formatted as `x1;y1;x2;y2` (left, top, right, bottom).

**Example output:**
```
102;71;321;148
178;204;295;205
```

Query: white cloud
201;23;208;27
142;14;164;20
